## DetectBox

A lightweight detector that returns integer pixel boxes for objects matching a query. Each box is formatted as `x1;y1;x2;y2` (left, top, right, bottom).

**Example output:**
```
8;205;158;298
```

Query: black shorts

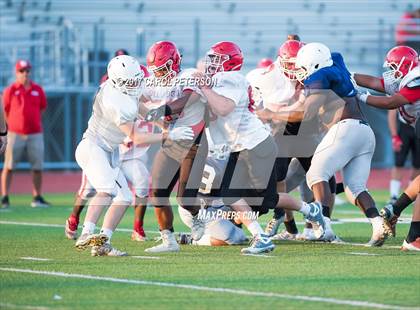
394;121;420;168
219;136;279;215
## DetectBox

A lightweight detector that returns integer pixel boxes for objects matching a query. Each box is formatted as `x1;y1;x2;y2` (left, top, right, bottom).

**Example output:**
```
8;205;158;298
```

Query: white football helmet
107;55;144;97
295;42;333;82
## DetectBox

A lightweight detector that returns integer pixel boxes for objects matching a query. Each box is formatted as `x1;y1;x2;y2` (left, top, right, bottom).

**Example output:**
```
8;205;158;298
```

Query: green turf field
0;191;419;310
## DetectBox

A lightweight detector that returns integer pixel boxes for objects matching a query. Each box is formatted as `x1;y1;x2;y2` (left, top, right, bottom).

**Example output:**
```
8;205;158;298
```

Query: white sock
81;221;96;235
100;228;113;243
369;216;383;233
247;221;264;237
194;234;212;246
299;202;311;216
389;179;400;198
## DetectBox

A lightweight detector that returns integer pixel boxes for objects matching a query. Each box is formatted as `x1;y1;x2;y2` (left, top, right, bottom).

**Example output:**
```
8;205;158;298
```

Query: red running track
3;169;414;194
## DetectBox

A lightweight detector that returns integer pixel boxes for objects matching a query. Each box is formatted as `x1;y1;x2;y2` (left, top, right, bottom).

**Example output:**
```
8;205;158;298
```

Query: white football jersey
119;119;154;161
208;71;270;152
143;68;206;129
84;80;139;152
246;64;297;111
397;66;420;125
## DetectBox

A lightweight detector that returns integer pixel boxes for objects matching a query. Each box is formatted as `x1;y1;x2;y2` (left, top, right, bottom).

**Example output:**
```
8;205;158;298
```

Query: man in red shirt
1;60;50;208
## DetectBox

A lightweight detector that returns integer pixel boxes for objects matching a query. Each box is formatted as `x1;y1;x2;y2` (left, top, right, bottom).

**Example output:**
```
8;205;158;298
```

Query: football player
354;46;420;234
65;65;152;242
249;39;340;241
141;41;208;253
74;55;194;256
268;43;386;246
194;41;326;254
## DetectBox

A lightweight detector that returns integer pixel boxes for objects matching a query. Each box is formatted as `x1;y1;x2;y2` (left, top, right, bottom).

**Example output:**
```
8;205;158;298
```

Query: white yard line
241;253;274;258
20;257;52;262
0;268;417;310
131;256;161;260
0;303;50;310
346;252;380;256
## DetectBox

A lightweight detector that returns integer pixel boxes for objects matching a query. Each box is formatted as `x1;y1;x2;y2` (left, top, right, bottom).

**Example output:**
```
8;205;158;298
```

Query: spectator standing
1;60;50;208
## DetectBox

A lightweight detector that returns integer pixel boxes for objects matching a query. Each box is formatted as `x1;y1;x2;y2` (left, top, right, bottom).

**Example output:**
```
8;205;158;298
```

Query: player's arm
200;88;235;116
119;122;194;145
256;100;304;122
360;93;410;109
387;109;402;152
353;73;385;93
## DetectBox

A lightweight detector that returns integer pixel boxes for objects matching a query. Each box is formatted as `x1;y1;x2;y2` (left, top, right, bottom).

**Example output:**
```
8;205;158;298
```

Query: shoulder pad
406;77;420;89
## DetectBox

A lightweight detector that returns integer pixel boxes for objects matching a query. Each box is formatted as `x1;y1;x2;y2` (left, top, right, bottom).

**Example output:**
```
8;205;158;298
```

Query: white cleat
265;216;284;237
271;230;297;241
75;233;108;250
241;234;275;254
91;243;128;256
131;231;147;242
296;228;318;241
366;218;387;247
145;230;180;253
191;214;205;241
304;202;325;240
401;238;420;252
322;217;338;242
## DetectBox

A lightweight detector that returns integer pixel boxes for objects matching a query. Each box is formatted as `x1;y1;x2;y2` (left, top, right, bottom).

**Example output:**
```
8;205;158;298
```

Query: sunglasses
18;69;31;73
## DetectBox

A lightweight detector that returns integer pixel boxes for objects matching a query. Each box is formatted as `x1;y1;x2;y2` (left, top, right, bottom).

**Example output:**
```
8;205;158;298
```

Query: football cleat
91;243;128;257
65;218;78;240
191;214;205;241
304;202;325;239
271;230;297;241
145;230;180;253
296;228;318;241
30;195;50;208
1;195;10;209
264;216;284;237
241;234;275;254
322;217;338;242
365;222;387;247
178;233;193;245
75;233;108;250
401;238;420;252
380;204;398;237
131;230;147;242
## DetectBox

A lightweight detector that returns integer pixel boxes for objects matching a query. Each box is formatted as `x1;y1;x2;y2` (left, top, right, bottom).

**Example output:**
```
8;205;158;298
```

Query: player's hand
0;136;6;154
256;108;274;121
168;127;195;141
392;135;402;152
192;72;212;89
356;89;371;104
145;105;168;122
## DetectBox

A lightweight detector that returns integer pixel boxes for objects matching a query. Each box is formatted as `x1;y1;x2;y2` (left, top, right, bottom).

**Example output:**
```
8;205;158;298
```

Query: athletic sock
369;216;383;234
389;179;401;199
81;221;95;235
299;202;311;216
284;219;298;234
406;221;420;243
335;183;345;194
69;214;79;225
247;221;264;237
364;207;380;219
322;205;330;218
393;193;413;217
100;228;113;243
133;220;144;233
273;207;285;220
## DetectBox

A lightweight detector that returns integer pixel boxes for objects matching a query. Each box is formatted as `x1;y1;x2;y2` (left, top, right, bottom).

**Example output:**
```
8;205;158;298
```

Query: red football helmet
257;58;273;69
205;41;243;75
139;64;150;78
277;40;305;80
146;41;181;79
383;45;419;79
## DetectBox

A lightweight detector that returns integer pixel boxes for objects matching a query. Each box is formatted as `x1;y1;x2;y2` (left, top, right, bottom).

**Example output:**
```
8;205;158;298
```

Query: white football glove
168;127;195;141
